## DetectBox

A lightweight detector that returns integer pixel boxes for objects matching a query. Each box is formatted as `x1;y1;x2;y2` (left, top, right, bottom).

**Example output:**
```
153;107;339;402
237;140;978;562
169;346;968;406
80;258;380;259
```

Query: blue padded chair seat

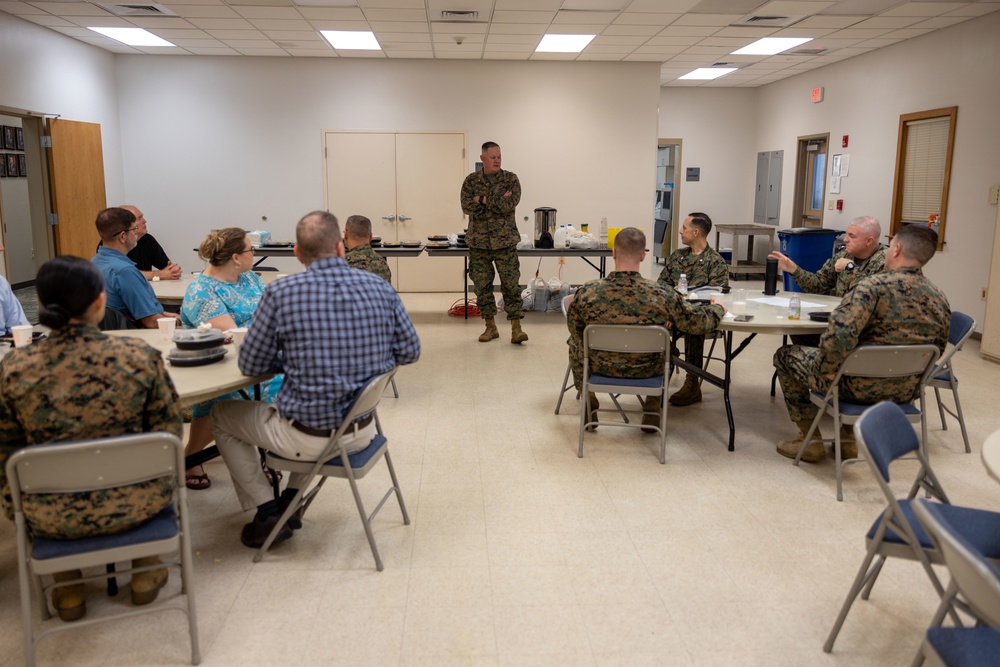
588;374;663;389
31;506;177;561
811;393;919;417
269;434;387;469
927;627;1000;667
933;371;955;383
868;502;1000;557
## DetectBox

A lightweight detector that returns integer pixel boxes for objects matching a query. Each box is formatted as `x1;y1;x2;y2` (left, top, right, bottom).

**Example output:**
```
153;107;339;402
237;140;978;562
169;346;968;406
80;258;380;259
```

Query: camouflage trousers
569;340;664;391
774;345;922;423
469;246;522;320
680;333;706;371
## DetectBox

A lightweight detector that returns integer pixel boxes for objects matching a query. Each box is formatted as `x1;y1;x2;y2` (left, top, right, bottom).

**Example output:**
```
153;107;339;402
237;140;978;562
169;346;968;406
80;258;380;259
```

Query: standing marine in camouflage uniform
460;141;527;344
773;224;949;462
0;256;183;621
657;212;729;407
569;227;726;429
344;214;392;283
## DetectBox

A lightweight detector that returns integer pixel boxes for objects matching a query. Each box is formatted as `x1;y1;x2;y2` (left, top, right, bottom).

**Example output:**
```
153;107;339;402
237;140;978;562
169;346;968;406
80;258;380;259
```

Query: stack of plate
401;240;422;248
166;329;228;367
370;236;382;248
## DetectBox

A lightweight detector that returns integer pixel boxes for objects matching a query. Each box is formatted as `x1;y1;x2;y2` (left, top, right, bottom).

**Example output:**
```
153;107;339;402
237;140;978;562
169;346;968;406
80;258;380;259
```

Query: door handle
382;214;396;221
398;214;412;222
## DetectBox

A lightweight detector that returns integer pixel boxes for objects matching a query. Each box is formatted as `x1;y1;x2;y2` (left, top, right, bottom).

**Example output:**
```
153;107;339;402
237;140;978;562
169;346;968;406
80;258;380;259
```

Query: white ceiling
3;0;999;87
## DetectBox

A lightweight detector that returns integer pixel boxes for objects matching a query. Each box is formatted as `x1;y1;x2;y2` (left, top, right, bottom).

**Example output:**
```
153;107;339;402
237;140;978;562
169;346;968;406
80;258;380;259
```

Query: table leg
724;332;735;452
464;255;469;320
747;235;755;264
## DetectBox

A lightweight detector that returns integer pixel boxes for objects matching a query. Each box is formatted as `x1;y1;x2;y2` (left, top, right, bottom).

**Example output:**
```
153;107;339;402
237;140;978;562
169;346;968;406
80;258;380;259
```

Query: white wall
115;56;661;284
0;115;32;282
661;12;1000;327
0;12;125;205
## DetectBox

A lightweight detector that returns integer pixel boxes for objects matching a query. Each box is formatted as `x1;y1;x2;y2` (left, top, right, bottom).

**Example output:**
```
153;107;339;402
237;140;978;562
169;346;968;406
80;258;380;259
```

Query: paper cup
733;289;748;315
11;324;33;348
228;327;248;349
157;317;176;344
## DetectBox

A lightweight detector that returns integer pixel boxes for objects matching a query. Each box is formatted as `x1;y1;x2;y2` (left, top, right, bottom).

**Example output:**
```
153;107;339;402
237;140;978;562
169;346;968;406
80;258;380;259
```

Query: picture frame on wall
15;127;24;151
0;155;6;178
2;126;14;151
6;153;18;177
17;154;27;177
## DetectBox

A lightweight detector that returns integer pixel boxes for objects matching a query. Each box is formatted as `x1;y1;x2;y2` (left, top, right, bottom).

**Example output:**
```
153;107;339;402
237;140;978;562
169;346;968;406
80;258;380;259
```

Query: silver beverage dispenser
534;207;556;248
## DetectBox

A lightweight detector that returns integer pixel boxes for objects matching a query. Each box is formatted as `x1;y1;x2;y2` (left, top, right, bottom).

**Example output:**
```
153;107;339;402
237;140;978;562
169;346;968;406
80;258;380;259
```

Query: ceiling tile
262;29;323;39
492;10;555;23
170;5;241;18
850;16;923;29
17;13;77;25
233;5;301;18
363;8;426;21
0;1;48;14
246;17;312;28
295;6;364;19
368;20;429;31
189;16;256;28
552;10;617;23
184;45;241;53
203;27;266;37
601;24;663;35
128;17;199;28
879;2;964;18
147;27;212;37
613;12;679;25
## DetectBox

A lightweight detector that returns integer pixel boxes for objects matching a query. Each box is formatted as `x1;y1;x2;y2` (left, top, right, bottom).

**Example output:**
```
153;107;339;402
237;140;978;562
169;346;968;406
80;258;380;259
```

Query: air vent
712;62;737;67
97;2;177;16
730;14;803;28
787;47;828;56
431;10;486;23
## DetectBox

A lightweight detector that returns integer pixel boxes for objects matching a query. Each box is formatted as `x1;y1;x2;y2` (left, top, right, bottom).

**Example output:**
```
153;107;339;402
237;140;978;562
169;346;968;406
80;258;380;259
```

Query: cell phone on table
734;314;754;322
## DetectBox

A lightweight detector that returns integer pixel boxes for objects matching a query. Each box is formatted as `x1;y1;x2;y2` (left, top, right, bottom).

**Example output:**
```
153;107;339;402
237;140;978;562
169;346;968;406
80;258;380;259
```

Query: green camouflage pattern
568;271;725;390
774;266;949;422
346;243;392;283
657;246;730;289
469;247;522;320
460;168;521;250
0;324;183;539
791;243;887;297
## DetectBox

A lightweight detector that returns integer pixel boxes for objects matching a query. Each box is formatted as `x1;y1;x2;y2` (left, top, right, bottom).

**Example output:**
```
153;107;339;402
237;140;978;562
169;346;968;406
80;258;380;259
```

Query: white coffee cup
11;324;33;348
228;327;248;349
157;317;176;344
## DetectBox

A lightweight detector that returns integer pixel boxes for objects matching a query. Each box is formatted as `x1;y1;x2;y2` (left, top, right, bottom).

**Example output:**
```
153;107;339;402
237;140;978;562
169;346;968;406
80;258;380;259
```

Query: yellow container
607;227;623;249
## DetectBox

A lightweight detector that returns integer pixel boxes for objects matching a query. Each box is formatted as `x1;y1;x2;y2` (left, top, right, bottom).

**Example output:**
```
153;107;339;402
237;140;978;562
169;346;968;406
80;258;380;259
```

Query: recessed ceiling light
678;68;738;80
88;27;175;47
535;34;595;53
320;30;381;50
731;37;813;56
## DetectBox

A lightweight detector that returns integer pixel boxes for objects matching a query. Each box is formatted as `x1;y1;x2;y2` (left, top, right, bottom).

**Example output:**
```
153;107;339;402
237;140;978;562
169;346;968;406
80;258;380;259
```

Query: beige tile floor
2;286;1000;666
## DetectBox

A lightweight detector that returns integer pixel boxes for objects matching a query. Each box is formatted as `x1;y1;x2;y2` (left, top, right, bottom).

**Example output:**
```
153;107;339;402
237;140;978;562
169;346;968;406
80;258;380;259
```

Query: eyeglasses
242;247;255;254
119;226;139;236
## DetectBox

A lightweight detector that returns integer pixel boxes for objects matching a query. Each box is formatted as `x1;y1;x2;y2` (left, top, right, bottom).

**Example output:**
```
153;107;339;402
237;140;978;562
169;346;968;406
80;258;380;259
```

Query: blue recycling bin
777;228;840;292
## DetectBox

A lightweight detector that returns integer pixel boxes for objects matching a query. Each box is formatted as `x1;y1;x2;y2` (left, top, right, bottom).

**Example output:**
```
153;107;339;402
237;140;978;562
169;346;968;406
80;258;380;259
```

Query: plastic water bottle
564;224;576;246
599;218;608;249
678;273;688;295
553;225;568;248
788;293;801;320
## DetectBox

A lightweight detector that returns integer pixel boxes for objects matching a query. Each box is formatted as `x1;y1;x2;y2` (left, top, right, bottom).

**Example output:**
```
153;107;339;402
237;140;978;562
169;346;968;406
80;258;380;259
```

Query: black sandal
185;471;211;490
262;461;282;484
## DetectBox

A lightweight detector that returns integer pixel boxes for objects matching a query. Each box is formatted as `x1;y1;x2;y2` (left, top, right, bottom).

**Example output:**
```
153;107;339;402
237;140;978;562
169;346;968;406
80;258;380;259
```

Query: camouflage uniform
774;266;949;422
792;244;887;297
346;243;392;283
568;271;726;390
460;168;523;320
657;246;730;372
0;324;182;540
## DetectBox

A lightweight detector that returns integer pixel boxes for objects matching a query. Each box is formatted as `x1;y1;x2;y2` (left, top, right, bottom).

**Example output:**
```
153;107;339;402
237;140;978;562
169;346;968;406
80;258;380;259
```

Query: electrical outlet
990;185;1000;205
983;287;989;301
558;257;565;265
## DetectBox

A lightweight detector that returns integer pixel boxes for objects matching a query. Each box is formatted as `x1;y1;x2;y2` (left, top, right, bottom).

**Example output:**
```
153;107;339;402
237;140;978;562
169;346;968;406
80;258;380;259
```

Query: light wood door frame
657;137;681;257
792;133;829;228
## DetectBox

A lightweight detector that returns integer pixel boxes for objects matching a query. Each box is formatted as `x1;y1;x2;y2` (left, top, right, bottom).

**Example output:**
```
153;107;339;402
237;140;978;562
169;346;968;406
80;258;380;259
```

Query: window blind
901;116;949;223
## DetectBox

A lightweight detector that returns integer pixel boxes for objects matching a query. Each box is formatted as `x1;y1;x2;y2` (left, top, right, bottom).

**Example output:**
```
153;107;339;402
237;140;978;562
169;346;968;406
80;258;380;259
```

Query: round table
981;429;1000;484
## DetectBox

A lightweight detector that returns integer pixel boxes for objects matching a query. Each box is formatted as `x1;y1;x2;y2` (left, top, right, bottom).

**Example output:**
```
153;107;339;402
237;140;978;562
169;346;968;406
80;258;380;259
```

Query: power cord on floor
448;297;481;318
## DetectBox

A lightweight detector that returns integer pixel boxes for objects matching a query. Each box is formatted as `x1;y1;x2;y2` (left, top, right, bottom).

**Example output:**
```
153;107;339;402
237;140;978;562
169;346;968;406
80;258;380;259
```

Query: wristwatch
845;261;856;271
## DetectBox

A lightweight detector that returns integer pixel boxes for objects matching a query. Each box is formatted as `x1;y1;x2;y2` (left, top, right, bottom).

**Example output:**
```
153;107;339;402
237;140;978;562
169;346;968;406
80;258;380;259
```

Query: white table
982;429;1000;484
671;292;843;451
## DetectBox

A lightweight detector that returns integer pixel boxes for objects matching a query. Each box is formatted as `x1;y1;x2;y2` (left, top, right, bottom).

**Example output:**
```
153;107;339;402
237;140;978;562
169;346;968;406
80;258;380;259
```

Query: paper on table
751;296;827;309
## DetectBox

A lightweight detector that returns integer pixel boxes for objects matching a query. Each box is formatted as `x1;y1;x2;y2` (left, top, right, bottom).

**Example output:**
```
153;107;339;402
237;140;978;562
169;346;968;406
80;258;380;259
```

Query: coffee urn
534;207;556;248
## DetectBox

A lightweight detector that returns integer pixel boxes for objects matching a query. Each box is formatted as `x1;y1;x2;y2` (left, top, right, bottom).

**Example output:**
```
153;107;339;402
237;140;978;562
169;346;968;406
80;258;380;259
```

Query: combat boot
478;317;499;342
776;419;825;463
510;318;528;344
52;569;86;622
838;424;858;460
641;395;662;433
668;375;702;406
130;556;168;605
585;393;600;431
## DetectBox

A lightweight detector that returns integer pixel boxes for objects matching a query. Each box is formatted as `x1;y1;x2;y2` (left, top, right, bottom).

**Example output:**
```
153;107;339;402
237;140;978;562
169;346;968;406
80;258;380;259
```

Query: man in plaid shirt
213;210;421;548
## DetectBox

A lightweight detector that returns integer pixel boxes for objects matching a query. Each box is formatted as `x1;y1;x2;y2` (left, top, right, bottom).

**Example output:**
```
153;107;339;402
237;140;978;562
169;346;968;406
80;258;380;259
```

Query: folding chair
555;293;577;414
929;312;975;454
823;402;1000;654
912;497;1000;667
7;432;201;667
579;324;670;464
794;344;940;501
254;369;409;571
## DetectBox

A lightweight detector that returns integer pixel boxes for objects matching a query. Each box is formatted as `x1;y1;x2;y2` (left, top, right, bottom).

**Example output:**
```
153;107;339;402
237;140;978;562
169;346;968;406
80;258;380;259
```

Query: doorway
792;133;829;228
654;138;681;263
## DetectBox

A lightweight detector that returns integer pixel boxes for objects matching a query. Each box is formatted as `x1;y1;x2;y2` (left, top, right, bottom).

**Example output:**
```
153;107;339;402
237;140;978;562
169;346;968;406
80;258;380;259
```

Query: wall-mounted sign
686;167;700;182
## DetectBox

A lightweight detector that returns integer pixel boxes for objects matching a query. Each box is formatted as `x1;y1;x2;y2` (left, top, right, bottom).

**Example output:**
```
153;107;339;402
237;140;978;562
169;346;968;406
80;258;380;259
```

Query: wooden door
324;131;466;292
46;119;106;259
394;133;465;292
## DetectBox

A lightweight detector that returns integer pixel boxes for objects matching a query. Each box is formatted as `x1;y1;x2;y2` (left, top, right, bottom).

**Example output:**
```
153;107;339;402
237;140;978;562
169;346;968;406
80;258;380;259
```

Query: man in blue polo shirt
91;207;180;329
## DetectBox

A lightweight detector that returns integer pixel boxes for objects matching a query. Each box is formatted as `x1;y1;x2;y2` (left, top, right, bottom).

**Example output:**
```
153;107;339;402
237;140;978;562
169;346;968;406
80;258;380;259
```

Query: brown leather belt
291;413;373;438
